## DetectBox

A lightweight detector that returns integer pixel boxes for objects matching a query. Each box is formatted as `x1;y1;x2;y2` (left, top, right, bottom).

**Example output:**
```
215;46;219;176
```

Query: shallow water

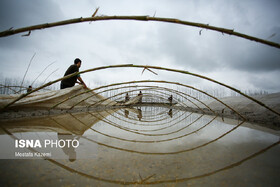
0;106;279;186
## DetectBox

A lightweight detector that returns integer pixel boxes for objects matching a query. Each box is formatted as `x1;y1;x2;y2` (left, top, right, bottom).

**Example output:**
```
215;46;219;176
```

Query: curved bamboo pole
70;85;185;127
86;82;240;118
1;64;279;118
1;15;280;49
71;111;208;144
19;53;36;93
91;91;195;127
62;83;211;114
31;61;56;86
46;106;234;156
3;124;278;185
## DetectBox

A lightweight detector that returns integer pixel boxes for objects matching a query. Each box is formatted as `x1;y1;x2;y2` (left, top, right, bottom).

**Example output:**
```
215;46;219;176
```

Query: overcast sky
0;0;280;93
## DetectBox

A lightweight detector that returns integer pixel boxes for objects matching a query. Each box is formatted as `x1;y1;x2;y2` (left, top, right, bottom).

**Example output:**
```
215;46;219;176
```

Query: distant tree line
0;77;269;101
0;77;59;94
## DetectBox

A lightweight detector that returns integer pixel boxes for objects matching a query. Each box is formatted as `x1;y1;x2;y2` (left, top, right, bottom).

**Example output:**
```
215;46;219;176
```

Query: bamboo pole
42;68;59;85
0;15;279;49
1;64;279;118
82;86;190;128
101;88;190;128
19;52;36;93
83;80;244;120
0;85;23;94
63;83;206;114
31;61;56;86
66;64;279;117
3;123;279;185
87;109;206;139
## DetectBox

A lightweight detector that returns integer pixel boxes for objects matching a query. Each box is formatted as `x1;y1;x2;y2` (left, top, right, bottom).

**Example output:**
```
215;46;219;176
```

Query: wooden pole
0;15;279;49
1;64;279;118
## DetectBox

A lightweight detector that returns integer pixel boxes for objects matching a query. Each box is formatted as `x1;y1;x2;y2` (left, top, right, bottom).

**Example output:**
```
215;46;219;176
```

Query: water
0;106;279;186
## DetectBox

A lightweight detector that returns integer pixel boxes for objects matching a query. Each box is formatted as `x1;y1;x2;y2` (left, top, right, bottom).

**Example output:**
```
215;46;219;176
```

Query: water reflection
168;109;173;118
124;109;129;118
0;105;279;185
137;108;142;121
57;133;78;162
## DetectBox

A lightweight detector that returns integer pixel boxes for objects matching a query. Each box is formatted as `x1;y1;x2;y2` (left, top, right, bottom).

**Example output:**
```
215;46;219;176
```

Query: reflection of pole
3;124;279;185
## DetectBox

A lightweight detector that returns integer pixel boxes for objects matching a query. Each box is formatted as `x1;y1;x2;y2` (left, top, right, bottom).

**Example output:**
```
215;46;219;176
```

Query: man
60;58;87;89
138;91;143;103
125;93;130;102
168;95;173;104
27;85;32;93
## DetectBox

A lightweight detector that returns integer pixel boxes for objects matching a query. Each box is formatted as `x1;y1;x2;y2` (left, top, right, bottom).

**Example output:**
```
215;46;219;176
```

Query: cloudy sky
0;0;280;93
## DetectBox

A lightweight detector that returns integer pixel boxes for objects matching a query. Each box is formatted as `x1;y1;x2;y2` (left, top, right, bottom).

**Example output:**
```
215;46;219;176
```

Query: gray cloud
248;70;280;92
0;0;63;29
153;0;280;74
0;0;64;52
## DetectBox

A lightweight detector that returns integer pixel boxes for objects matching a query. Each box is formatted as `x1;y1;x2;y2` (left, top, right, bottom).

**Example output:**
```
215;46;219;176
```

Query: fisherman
27;85;32;93
138;91;143;103
60;58;87;89
168;95;173;104
125;93;130;102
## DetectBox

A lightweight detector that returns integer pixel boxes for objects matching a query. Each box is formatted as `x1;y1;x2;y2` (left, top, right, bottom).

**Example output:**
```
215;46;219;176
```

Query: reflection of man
125;109;129;118
168;109;173;118
60;58;87;89
57;133;78;162
137;108;142;121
